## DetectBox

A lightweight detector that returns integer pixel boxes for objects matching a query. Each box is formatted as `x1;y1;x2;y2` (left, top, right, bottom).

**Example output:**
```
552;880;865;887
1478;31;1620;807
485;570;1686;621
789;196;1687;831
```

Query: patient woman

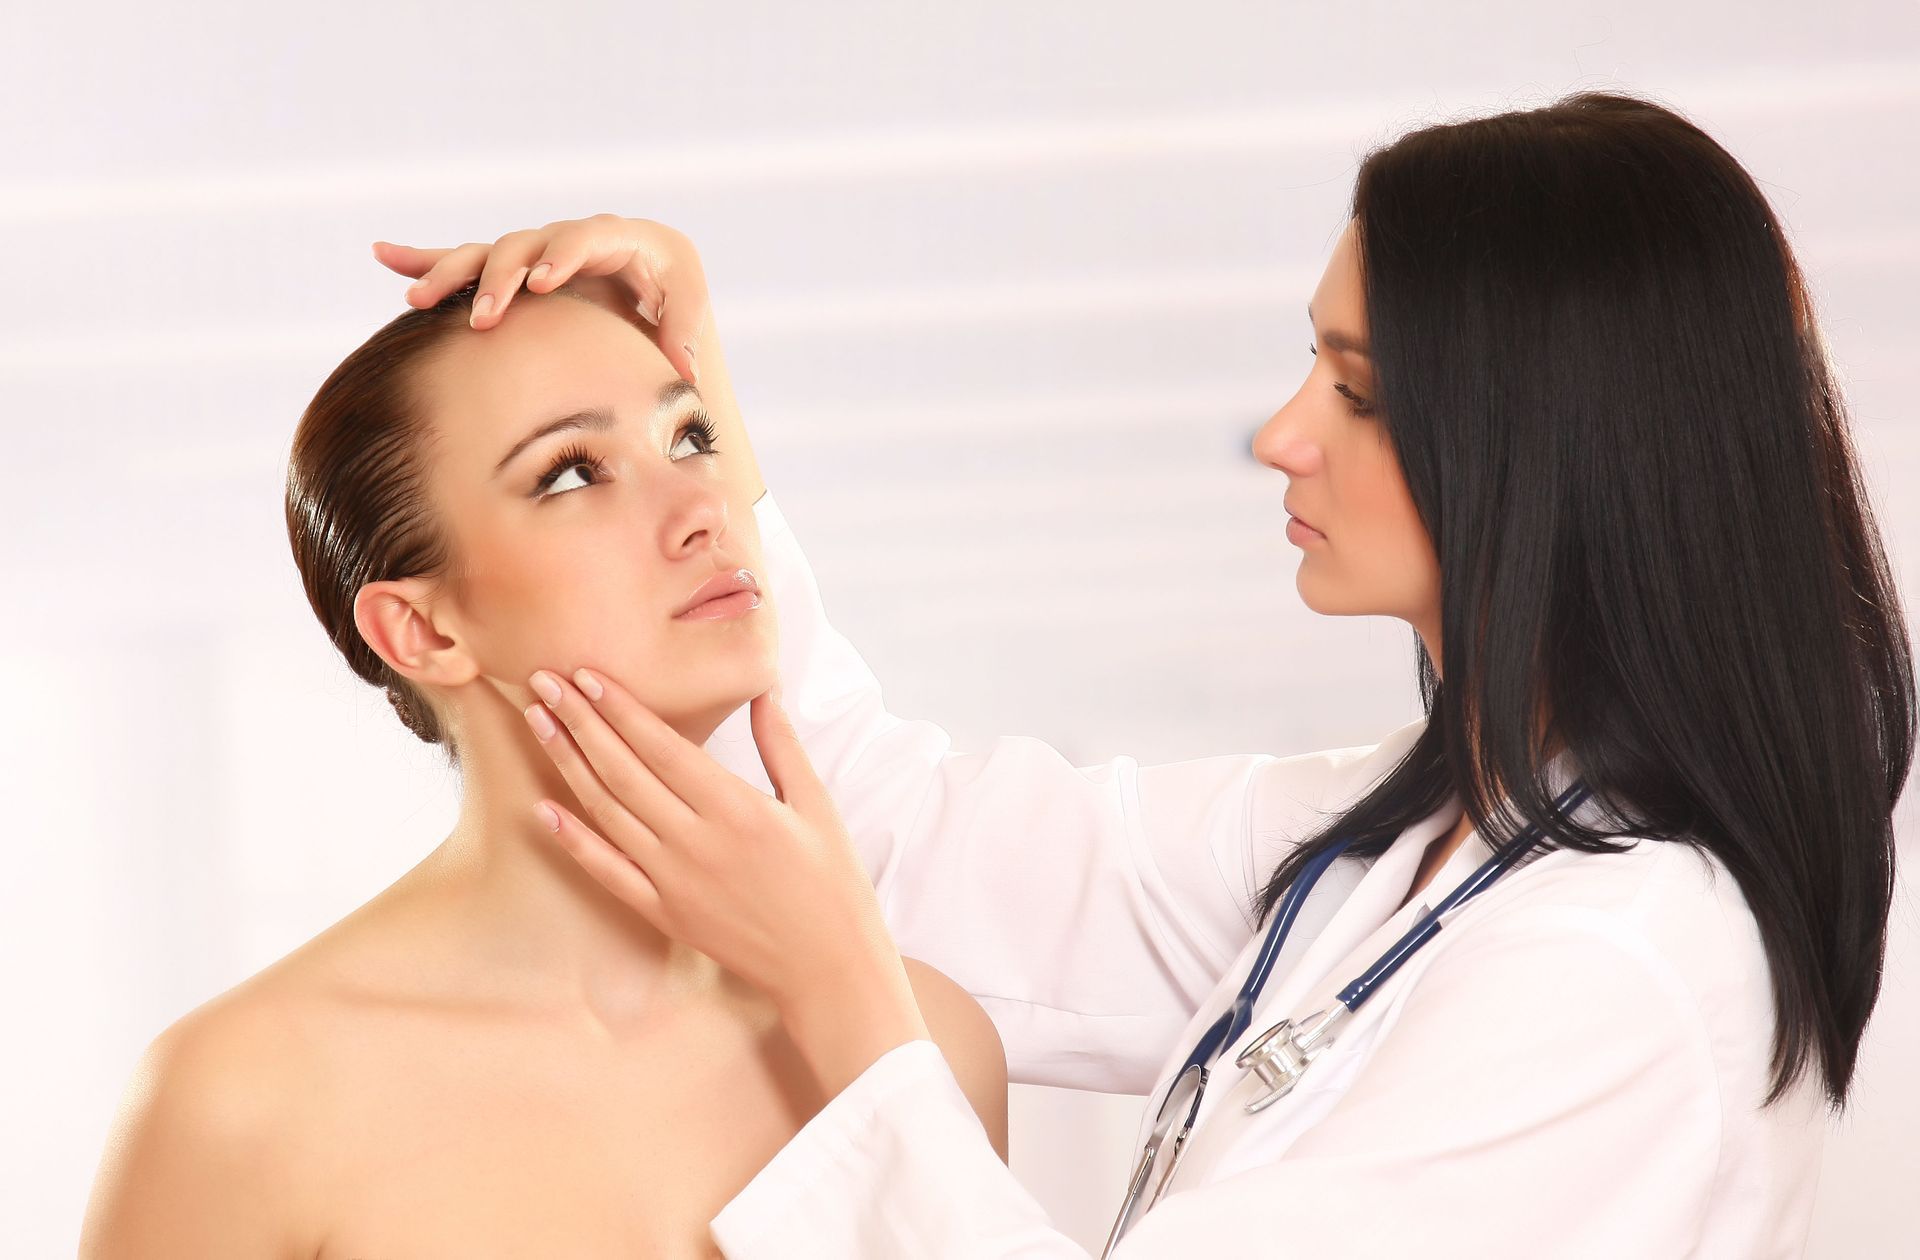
79;278;1009;1258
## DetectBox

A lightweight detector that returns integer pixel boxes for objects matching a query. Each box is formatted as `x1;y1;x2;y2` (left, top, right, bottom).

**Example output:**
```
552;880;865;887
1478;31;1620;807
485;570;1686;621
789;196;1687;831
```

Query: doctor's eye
1309;344;1377;417
1333;382;1377;417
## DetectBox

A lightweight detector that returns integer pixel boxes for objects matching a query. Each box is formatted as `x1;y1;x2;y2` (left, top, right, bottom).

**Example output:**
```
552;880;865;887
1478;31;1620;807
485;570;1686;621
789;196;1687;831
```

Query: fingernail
524;702;557;741
573;668;604;701
683;344;699;384
534;801;561;831
472;293;495;324
409;276;429;291
529;671;562;705
530;262;552;284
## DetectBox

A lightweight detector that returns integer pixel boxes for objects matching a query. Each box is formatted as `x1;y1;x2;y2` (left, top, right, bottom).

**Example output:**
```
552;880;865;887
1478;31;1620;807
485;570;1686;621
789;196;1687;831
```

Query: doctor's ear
352;577;474;691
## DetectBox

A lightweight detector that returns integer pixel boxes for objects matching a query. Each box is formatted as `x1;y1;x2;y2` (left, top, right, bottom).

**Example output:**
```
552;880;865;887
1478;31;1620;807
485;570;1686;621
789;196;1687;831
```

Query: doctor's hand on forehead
371;213;710;386
520;662;933;1105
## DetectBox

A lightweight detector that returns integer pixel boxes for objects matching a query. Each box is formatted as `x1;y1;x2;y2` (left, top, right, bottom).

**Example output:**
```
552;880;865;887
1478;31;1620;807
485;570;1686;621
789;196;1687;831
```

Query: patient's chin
652;656;779;738
671;688;773;745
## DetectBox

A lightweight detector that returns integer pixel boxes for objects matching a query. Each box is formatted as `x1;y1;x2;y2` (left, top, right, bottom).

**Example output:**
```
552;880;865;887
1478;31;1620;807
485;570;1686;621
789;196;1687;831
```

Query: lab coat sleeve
708;1038;1072;1260
704;489;1398;1093
710;905;1724;1259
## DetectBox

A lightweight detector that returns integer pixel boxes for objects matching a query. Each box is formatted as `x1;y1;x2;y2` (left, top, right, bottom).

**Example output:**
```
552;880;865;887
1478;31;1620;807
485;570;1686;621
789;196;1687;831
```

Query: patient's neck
405;704;740;1036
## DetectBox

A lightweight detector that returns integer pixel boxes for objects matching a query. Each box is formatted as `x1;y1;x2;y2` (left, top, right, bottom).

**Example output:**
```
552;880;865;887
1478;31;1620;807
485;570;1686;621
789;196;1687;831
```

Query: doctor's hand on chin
519;664;932;1101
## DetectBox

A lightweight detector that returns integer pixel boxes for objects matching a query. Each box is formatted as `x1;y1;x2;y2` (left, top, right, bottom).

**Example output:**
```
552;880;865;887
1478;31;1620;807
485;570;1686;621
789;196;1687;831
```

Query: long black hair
1253;90;1913;1112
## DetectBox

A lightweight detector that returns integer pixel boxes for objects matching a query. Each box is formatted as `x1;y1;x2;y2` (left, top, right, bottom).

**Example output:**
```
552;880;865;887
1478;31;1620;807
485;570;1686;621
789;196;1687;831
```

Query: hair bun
383;682;436;744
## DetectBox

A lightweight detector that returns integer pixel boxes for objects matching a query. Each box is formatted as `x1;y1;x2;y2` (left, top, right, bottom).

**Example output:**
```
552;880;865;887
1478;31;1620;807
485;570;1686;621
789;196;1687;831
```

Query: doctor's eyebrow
491;378;704;479
1307;303;1371;359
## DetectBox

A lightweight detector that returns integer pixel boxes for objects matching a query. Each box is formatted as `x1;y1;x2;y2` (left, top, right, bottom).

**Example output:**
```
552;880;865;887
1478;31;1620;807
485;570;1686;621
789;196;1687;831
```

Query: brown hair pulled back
284;281;595;763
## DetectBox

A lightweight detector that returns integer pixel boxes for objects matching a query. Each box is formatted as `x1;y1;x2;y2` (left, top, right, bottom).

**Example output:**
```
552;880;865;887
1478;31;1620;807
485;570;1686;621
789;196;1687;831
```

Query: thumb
649;247;710;388
750;688;826;814
656;297;706;387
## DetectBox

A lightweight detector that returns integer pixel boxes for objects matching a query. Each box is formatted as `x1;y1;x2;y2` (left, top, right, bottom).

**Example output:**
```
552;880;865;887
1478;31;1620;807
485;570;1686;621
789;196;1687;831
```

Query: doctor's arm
647;247;1359;1095
686;286;1318;1093
710;905;1722;1258
708;483;1422;1093
380;212;1391;1094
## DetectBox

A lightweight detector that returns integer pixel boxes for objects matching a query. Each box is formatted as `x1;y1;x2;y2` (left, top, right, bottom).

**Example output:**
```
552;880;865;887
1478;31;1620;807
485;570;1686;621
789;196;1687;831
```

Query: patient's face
415;292;776;738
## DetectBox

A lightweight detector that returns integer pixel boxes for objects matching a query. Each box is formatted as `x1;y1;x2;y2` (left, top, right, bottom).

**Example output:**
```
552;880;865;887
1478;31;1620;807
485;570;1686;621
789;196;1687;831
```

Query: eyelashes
1333;382;1377;416
1307;342;1377;416
532;411;722;499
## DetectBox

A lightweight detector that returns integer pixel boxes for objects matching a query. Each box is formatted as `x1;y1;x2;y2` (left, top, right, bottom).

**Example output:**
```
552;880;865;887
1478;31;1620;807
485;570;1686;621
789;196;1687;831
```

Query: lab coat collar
1160;743;1598;1180
1399;742;1591;907
1129;735;1595;1162
1230;740;1597;1058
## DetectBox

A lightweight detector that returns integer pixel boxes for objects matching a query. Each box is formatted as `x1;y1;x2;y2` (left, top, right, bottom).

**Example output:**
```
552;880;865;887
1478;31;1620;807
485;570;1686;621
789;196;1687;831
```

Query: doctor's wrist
779;954;930;1101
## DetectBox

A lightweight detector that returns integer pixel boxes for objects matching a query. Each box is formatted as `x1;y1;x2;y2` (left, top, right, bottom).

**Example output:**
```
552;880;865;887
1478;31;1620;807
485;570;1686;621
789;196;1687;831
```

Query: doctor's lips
673;567;763;621
1284;500;1327;545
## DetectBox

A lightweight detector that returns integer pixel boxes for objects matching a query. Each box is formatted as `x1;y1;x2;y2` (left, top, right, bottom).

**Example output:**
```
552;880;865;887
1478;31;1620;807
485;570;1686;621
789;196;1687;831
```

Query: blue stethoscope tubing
1177;838;1356;1079
1171;777;1595;1098
1102;778;1596;1257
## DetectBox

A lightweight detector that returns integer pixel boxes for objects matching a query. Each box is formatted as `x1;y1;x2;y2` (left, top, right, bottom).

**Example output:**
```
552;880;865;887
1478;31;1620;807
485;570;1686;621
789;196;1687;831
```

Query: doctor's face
404;293;777;741
1251;219;1441;643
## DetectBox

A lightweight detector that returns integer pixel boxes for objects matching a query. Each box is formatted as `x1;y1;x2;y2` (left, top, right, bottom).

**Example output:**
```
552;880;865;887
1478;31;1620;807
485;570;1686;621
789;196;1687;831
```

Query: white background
3;2;1915;1254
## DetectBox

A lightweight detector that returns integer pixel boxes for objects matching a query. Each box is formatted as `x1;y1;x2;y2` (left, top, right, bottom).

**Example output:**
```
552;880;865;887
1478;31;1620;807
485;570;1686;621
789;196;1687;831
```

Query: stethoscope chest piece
1101;779;1594;1253
1235;1003;1349;1113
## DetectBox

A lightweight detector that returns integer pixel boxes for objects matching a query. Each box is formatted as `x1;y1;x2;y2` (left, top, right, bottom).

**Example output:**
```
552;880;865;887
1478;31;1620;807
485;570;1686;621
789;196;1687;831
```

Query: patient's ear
352;577;473;689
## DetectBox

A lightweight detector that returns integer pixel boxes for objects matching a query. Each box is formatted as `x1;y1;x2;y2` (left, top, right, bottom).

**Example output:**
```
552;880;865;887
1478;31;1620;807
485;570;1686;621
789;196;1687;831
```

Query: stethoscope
1100;779;1593;1257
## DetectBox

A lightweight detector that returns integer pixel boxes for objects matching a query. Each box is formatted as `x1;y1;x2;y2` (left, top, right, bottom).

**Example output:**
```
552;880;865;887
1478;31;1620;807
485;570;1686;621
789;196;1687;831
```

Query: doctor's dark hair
1251;91;1913;1112
284;281;601;766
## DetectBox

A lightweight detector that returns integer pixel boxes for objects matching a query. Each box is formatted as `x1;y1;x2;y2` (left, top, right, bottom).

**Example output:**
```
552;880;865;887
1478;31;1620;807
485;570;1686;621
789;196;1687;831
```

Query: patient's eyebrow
492;378;703;479
1307;302;1371;359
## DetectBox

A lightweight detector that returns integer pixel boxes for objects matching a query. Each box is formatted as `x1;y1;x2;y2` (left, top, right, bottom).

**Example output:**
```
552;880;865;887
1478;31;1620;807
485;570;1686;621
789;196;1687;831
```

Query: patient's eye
531;412;723;501
670;412;721;460
533;443;606;498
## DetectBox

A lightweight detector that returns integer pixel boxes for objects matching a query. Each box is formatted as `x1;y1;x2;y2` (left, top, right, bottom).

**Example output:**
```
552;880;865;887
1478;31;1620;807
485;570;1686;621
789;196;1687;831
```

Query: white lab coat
700;489;1828;1258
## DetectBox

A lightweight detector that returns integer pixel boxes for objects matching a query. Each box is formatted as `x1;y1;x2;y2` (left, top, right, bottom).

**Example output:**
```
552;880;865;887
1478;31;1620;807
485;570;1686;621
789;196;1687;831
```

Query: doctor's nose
1251;403;1324;478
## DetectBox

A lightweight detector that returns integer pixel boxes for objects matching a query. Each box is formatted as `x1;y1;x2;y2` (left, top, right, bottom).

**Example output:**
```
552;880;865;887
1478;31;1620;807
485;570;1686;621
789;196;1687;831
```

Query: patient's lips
673;567;763;621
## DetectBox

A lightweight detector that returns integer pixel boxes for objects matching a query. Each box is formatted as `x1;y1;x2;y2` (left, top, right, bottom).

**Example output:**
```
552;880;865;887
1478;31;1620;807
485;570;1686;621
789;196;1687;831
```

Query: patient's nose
663;481;730;556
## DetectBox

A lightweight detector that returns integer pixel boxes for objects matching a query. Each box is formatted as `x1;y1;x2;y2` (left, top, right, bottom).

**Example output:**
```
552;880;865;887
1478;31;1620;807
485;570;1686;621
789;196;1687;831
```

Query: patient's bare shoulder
80;975;326;1259
902;956;1011;1161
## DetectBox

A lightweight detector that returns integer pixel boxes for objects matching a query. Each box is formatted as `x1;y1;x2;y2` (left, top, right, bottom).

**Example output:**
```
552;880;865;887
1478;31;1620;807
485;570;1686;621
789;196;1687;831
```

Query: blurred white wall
3;2;1916;1254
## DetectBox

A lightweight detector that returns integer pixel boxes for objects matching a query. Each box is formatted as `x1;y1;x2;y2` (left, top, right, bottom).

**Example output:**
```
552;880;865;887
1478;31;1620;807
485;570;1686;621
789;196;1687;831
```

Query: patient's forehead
417;295;681;471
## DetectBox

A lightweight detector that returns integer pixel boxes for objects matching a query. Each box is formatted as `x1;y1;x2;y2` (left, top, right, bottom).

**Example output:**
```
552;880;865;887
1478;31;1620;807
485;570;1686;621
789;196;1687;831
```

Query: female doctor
378;91;1912;1256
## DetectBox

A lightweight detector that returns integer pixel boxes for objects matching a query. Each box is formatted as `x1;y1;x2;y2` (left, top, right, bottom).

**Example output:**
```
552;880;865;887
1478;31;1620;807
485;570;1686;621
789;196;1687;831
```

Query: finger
650;249;710;387
470;228;550;330
522;696;668;861
536;798;668;925
371;241;452;279
748;689;829;816
400;241;492;308
659;306;701;386
566;666;739;817
529;671;705;832
532;216;666;324
517;218;645;301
